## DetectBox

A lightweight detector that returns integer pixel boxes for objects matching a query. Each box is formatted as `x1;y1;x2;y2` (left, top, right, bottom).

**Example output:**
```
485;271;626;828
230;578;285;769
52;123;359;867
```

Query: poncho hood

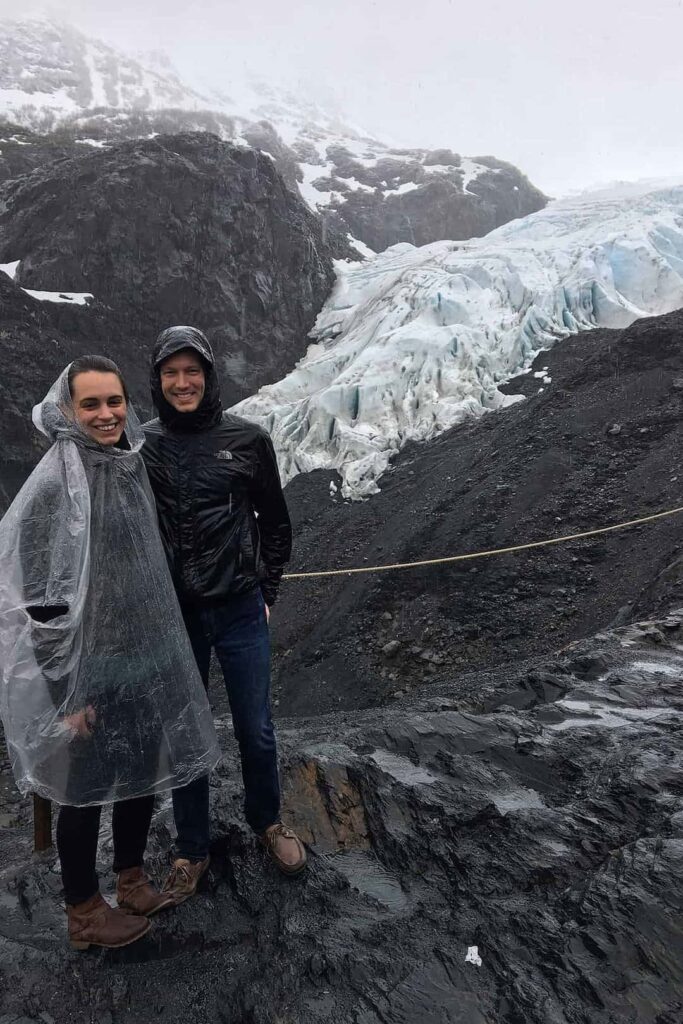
151;326;223;432
32;364;144;456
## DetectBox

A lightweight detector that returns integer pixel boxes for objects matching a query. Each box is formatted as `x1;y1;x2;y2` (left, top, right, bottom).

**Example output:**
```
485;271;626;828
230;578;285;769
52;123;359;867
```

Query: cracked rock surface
0;614;681;1023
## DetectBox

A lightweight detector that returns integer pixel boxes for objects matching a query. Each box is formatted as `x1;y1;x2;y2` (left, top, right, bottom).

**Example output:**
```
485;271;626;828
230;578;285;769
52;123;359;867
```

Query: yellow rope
283;504;683;580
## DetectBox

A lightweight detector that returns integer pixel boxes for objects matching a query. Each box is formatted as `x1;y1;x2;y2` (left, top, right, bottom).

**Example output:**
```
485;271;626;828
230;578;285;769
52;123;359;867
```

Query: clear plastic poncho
0;367;220;806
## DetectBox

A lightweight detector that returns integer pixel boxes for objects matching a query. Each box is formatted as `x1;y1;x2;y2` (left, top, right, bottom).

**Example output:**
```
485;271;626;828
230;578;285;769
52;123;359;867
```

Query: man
142;325;306;904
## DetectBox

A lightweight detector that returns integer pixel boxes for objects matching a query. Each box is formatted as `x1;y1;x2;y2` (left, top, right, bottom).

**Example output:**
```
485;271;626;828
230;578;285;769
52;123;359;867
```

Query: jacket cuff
260;581;278;607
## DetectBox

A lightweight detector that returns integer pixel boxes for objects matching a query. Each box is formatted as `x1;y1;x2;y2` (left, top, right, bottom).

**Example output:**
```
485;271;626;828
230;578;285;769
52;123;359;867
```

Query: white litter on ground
465;946;483;967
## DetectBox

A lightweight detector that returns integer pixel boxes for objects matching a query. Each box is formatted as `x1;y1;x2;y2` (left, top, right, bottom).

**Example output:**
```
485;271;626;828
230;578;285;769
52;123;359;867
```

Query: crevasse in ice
234;182;683;498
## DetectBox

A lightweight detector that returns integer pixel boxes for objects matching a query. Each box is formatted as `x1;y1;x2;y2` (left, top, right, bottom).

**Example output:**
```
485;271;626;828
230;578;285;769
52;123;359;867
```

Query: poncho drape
0;367;220;806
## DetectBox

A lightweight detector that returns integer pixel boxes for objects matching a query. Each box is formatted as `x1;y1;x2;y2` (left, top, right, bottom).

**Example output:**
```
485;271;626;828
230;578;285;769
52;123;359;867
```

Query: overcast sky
5;0;683;195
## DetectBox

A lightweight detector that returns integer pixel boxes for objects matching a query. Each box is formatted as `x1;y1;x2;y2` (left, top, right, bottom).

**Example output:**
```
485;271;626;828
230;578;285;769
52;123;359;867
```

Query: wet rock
568;652;610;680
1;613;681;1022
281;750;370;853
381;640;401;658
423;148;461;166
328;168;547;253
0;133;336;420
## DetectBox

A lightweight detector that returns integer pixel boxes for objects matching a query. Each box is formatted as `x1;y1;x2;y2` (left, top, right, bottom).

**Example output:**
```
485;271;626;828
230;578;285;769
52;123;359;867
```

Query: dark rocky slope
0;274;149;508
0;117;547;256
0;613;681;1022
0;121;79;185
0;116;304;192
273;309;683;715
0;120;547;257
0;132;336;406
322;153;547;251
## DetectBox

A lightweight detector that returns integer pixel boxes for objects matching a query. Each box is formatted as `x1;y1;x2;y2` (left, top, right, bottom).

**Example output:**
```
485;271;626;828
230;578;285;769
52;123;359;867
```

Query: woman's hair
67;355;129;402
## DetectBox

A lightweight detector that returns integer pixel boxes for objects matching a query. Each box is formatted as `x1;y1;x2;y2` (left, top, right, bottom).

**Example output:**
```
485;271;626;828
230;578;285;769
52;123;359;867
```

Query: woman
0;356;220;950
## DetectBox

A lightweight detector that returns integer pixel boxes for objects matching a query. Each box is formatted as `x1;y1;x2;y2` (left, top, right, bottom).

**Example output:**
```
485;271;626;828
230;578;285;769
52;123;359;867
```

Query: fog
3;0;683;195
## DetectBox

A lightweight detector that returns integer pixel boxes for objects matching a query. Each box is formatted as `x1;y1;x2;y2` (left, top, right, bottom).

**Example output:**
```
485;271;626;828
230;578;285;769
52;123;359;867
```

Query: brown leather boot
260;823;307;876
67;891;151;950
160;856;210;906
116;866;175;917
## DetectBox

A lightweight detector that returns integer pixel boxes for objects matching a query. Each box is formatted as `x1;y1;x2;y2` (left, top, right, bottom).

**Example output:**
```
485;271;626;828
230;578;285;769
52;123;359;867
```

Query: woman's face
70;371;127;446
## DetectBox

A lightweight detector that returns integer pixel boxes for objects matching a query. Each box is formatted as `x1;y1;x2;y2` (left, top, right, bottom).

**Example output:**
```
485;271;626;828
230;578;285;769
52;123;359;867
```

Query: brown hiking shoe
116;866;175;917
67;891;150;951
160;856;210;906
260;823;307;876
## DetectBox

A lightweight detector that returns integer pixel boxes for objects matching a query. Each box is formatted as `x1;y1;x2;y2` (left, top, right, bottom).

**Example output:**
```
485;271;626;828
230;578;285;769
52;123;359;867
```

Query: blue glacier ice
234;182;683;498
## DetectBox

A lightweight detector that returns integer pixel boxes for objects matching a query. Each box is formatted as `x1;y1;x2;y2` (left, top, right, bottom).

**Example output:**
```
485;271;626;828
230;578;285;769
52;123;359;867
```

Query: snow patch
347;235;377;260
460;158;490;193
0;260;20;280
299;163;334;210
74;139;109;148
383;181;421;197
83;43;108;108
22;289;93;305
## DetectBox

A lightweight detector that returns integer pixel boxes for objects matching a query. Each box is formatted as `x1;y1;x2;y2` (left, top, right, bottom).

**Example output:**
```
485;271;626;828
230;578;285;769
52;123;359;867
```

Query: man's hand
265;604;270;624
64;705;96;739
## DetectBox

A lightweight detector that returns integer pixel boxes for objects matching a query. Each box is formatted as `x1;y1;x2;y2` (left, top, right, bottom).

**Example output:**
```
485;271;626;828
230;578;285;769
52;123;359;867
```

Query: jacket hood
151;326;223;432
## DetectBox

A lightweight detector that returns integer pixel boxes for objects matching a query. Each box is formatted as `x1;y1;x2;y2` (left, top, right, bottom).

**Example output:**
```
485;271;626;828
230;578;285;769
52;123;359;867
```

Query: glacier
233;182;683;498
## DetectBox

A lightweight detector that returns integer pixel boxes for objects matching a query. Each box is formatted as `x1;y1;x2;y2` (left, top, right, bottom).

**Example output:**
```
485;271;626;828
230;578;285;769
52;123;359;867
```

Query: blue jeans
172;589;280;859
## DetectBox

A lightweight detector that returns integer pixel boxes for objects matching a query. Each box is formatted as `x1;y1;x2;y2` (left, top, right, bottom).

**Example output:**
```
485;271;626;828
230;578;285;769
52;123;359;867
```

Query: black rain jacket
142;327;292;607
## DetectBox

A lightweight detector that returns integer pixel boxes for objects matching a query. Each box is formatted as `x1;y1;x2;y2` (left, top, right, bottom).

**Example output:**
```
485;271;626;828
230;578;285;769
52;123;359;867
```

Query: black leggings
56;795;155;905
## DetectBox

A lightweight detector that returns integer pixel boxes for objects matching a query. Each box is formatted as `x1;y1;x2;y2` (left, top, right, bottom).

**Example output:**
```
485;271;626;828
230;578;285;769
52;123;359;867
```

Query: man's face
159;350;206;413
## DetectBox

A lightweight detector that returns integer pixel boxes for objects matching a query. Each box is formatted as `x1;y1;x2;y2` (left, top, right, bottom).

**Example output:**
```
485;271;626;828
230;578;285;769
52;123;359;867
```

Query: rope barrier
283;504;683;580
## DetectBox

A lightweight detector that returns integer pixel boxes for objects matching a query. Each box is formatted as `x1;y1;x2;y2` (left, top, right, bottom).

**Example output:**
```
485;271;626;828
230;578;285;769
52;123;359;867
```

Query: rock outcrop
0;273;145;508
321;151;547;251
0;613;681;1022
0;132;336;411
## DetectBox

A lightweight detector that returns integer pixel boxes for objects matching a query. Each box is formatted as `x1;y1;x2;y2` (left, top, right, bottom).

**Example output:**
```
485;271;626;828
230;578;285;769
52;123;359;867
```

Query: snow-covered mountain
0;17;546;250
0;18;214;125
234;182;683;498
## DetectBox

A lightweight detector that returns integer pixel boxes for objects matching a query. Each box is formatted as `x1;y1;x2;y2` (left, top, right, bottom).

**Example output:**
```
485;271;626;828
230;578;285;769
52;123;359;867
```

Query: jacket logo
215;448;233;461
